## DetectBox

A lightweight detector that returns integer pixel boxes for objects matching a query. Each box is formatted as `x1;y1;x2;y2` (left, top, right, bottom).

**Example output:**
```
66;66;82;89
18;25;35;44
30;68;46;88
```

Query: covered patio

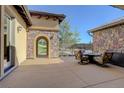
0;57;124;88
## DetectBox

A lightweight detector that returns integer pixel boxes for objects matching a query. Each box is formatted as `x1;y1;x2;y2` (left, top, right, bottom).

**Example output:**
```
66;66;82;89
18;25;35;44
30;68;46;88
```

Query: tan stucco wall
29;16;59;31
5;6;27;64
14;20;27;64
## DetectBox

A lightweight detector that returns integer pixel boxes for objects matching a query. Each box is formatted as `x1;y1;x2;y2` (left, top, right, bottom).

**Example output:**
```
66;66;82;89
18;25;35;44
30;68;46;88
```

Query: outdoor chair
74;50;80;60
75;50;89;64
94;51;113;66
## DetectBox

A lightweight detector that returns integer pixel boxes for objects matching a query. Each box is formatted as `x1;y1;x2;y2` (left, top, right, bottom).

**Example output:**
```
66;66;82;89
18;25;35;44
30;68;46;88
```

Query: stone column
0;5;4;77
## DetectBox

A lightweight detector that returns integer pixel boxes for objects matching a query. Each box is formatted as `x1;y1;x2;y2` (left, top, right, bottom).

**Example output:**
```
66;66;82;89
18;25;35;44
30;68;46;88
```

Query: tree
59;20;80;50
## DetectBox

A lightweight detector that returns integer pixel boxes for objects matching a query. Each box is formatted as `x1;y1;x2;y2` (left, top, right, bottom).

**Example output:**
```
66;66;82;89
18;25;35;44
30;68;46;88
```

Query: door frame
4;14;12;71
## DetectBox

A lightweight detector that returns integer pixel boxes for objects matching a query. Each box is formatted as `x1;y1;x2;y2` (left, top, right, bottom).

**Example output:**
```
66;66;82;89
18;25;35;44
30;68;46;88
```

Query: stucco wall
5;6;27;64
14;20;27;64
29;16;59;31
93;24;124;54
27;30;59;58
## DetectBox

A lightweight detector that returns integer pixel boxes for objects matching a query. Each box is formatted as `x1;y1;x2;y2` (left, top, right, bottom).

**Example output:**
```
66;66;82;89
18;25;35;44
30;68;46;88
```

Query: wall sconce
50;33;55;39
17;26;22;32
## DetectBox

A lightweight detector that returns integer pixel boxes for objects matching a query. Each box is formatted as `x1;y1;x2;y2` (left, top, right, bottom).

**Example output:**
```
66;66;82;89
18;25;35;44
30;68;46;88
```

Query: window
36;37;48;57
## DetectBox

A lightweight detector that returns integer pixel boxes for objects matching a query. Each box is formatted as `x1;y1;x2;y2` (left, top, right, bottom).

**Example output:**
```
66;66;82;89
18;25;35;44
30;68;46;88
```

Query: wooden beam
37;15;42;19
45;16;49;20
31;14;42;19
53;17;57;21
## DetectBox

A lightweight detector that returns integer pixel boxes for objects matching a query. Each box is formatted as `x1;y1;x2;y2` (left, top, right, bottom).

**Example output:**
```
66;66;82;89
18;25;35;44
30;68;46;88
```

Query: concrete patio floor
1;56;124;88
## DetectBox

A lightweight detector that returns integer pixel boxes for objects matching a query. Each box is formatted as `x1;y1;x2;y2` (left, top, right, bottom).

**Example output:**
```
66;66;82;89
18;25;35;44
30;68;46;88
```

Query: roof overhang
13;5;32;26
112;5;124;10
88;5;124;33
30;10;66;24
89;18;124;33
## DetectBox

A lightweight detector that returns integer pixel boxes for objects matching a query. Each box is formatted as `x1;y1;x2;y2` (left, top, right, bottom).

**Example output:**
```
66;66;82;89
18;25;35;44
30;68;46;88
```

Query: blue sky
28;5;124;43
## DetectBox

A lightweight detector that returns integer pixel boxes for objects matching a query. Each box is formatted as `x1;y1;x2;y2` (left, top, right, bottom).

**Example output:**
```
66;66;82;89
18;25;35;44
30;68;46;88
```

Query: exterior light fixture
17;26;22;32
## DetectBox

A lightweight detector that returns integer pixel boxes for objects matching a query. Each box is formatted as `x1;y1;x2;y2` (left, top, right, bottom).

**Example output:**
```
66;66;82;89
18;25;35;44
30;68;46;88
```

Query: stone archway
27;30;59;59
34;35;50;58
36;36;49;57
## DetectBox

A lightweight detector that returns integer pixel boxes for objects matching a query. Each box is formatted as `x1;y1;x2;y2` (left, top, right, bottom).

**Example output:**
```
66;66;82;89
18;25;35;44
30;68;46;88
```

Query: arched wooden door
36;37;48;57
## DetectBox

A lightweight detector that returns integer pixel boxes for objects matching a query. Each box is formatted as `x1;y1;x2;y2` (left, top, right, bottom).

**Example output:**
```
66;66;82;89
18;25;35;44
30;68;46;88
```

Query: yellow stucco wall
14;20;27;64
5;6;27;64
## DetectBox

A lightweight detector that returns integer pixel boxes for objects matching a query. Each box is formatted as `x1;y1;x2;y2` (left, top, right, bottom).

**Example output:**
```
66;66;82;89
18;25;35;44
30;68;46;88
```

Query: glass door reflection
4;15;12;72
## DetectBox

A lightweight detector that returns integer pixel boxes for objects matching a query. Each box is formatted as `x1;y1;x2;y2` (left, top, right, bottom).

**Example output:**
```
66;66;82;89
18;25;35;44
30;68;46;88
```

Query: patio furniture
83;53;101;63
111;52;124;67
94;51;113;65
75;50;89;64
74;50;80;60
80;55;89;64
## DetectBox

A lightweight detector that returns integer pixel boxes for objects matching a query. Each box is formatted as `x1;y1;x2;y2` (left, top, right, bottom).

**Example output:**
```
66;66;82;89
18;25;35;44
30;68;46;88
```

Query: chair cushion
94;57;103;64
81;56;89;61
94;52;113;65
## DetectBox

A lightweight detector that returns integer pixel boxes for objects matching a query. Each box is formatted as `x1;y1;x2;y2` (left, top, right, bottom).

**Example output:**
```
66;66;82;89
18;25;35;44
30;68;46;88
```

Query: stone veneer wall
27;30;59;58
93;24;124;54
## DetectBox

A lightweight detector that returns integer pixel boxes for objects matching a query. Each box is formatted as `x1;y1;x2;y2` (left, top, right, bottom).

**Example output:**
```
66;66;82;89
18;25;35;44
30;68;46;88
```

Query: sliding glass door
4;15;12;72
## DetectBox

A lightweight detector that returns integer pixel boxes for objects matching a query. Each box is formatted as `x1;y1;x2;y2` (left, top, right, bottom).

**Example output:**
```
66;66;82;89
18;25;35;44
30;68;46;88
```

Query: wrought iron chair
94;51;113;65
75;50;89;64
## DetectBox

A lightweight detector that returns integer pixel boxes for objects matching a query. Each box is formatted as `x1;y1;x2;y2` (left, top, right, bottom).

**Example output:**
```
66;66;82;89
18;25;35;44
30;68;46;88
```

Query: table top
83;53;101;56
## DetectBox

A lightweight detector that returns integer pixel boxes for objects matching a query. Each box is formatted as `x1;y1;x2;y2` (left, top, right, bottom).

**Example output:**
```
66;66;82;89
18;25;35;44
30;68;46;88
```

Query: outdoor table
83;53;101;63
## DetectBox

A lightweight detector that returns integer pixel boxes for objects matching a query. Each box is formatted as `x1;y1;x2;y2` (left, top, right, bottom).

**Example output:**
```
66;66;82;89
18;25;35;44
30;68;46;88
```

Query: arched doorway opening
36;37;49;58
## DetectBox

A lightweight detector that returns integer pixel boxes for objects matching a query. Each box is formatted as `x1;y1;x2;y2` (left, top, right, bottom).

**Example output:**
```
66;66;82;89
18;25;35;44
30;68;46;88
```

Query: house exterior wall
5;6;27;64
29;16;59;31
14;19;27;64
27;30;59;58
93;24;124;54
27;15;60;59
0;5;29;80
